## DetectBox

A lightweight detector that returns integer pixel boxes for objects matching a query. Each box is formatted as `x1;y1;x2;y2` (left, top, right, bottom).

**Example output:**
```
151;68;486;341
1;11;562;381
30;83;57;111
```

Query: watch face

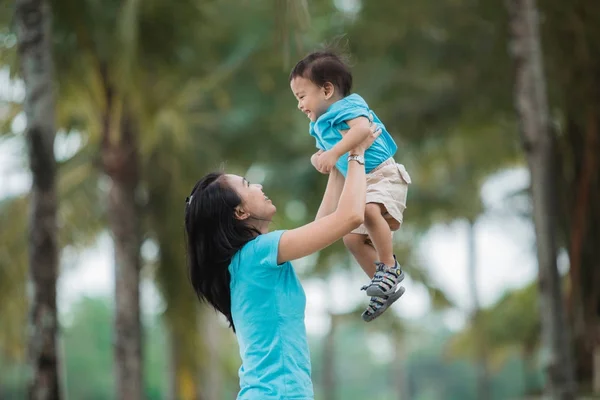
349;155;365;164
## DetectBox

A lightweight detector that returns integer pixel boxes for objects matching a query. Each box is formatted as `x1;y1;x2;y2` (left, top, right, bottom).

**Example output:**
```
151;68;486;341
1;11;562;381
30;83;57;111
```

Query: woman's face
225;174;276;223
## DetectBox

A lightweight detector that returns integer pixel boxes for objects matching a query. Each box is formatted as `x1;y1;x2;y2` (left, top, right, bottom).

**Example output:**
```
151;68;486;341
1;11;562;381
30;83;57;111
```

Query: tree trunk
567;111;600;395
15;0;61;398
147;152;203;400
536;0;600;391
467;220;490;400
101;92;143;399
594;345;600;394
565;113;599;392
506;0;576;398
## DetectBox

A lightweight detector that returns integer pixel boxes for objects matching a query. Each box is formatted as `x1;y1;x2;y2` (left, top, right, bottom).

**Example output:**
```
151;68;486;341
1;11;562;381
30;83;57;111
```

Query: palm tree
14;0;61;398
506;0;576;397
49;1;243;396
4;0;314;397
52;1;312;397
534;0;600;391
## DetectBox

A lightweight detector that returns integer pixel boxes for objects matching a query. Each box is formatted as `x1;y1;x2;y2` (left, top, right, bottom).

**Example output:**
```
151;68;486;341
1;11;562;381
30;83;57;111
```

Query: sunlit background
1;0;598;399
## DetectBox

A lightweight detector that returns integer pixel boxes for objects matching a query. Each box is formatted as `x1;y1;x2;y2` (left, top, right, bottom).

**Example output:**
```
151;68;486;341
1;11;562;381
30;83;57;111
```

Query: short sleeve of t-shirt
249;230;285;269
230;230;286;282
330;101;371;129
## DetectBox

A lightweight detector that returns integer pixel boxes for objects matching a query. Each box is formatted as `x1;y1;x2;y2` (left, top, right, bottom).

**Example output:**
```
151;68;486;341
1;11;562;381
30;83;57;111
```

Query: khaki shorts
352;158;411;235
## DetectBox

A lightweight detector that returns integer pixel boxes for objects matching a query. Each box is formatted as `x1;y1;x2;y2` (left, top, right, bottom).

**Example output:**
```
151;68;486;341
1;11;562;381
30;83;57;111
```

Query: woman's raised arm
277;120;381;264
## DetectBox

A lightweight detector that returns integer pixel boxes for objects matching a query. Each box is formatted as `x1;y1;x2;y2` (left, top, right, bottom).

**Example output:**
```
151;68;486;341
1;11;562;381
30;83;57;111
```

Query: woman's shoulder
245;230;285;250
232;230;287;270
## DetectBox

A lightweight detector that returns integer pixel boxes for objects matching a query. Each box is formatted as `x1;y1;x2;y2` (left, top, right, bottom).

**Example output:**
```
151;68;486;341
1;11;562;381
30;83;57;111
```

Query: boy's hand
316;150;340;174
311;150;328;174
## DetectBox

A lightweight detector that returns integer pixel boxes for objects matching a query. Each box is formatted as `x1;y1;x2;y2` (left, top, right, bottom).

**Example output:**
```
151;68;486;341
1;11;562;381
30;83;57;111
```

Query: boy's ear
323;82;335;100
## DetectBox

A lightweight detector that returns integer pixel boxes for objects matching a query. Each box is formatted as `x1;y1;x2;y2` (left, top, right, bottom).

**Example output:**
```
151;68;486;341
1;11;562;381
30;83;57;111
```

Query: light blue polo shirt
229;230;314;400
309;93;397;177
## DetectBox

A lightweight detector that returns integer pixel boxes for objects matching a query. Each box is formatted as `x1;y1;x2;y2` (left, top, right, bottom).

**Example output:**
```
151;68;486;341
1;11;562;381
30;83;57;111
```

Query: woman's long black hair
184;172;259;331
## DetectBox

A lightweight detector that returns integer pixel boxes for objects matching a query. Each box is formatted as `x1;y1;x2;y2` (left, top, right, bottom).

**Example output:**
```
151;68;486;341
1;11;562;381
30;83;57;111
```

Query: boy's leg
364;203;395;266
343;233;378;278
344;229;405;323
358;162;410;319
343;212;403;281
363;202;404;298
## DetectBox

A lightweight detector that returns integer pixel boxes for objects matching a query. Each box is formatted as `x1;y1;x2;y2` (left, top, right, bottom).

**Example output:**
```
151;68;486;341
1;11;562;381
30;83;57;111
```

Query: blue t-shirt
309;93;397;177
229;230;314;400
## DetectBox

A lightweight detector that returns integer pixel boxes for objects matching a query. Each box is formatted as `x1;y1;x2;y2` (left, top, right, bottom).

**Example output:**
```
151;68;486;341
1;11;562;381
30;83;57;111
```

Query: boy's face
290;76;334;122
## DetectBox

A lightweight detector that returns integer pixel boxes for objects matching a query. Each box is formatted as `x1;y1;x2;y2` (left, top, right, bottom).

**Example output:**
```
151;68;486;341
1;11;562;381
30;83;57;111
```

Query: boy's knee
387;218;401;231
343;234;364;251
365;203;384;221
343;234;357;249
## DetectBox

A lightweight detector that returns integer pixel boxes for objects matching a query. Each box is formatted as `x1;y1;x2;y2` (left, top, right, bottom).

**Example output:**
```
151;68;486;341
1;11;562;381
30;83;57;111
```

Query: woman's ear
234;206;250;221
323;82;336;100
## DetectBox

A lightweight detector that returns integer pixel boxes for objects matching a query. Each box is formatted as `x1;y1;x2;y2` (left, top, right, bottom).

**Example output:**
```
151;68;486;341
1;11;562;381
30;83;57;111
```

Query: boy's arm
330;116;373;158
315;168;344;220
315;115;376;173
311;150;327;174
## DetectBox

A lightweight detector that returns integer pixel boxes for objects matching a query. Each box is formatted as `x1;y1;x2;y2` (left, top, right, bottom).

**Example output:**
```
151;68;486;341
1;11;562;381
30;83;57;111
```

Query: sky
1;67;539;341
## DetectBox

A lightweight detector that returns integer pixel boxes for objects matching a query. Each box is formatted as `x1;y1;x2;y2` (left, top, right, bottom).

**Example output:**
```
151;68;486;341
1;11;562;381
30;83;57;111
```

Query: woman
184;120;383;399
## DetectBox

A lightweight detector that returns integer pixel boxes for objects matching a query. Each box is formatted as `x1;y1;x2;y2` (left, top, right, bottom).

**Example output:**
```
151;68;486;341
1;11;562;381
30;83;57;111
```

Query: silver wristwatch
347;154;365;165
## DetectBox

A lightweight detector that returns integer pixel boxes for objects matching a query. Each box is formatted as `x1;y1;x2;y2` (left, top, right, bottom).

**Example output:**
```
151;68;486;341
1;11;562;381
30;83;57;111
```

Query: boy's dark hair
289;51;353;97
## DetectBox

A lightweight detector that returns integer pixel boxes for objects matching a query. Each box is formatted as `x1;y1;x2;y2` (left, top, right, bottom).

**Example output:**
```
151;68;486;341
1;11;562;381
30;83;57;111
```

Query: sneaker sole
365;270;405;297
362;287;406;322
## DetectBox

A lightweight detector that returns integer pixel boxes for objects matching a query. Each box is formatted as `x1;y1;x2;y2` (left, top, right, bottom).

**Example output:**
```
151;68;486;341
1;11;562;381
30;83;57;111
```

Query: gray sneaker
364;257;405;297
361;287;406;322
